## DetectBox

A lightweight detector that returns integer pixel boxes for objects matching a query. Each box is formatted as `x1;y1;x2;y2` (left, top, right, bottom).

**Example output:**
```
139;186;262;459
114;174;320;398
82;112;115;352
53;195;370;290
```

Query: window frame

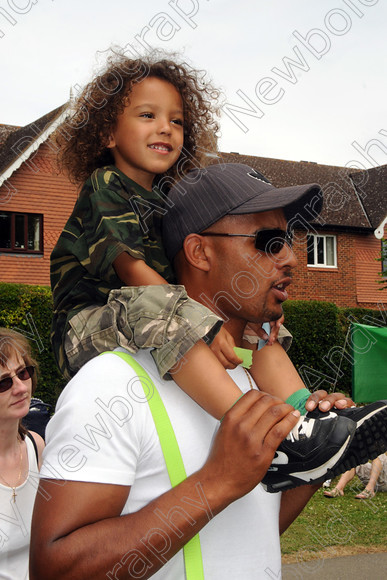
0;211;43;254
306;233;337;268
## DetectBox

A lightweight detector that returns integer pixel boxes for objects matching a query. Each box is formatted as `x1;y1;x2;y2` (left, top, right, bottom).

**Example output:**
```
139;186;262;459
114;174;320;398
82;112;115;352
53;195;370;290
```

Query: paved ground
282;552;387;579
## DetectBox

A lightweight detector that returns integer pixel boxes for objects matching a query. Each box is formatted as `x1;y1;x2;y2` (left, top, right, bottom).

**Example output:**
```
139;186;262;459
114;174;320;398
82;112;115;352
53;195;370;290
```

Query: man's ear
183;234;211;271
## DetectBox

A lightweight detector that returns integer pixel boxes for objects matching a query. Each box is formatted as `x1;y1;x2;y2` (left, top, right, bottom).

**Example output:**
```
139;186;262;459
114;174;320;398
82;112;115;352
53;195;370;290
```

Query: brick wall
289;230;387;308
355;233;387;306
0;143;78;286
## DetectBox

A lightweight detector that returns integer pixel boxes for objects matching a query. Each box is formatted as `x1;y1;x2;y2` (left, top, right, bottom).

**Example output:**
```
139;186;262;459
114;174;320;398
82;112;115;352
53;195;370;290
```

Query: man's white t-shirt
41;349;282;579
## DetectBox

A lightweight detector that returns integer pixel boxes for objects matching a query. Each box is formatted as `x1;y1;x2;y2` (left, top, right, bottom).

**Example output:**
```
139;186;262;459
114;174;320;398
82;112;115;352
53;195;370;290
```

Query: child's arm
113;251;243;420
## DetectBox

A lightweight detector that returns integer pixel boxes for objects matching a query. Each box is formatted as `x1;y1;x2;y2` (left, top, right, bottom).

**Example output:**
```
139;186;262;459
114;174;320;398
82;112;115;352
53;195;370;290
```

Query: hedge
283;300;386;396
0;283;385;406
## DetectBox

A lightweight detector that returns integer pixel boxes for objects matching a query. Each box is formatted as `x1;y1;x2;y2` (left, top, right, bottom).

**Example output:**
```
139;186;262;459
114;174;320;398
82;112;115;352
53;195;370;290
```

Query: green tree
378;238;387;290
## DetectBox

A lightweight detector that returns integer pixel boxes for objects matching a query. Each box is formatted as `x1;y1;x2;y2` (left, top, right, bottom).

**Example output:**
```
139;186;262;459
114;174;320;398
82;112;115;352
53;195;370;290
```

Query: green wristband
285;387;311;415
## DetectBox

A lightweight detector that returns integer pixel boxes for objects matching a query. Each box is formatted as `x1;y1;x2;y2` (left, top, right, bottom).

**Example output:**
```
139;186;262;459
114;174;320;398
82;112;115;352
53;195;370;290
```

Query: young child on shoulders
51;49;307;421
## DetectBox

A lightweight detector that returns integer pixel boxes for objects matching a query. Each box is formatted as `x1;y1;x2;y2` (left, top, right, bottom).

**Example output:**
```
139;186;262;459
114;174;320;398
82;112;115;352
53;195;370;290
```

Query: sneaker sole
262;417;355;493
327;401;387;480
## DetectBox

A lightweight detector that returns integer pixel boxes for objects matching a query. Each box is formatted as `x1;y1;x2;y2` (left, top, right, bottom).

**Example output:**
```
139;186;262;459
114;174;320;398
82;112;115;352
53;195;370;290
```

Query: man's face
203;209;297;325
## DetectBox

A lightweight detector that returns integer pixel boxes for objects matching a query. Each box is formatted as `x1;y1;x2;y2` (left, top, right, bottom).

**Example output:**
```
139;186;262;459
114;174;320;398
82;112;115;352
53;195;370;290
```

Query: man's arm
279;483;321;535
30;476;215;580
30;391;299;580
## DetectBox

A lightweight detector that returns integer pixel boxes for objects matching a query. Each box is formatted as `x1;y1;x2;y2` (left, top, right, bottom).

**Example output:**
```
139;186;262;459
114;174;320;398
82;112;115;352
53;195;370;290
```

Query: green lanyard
106;351;205;579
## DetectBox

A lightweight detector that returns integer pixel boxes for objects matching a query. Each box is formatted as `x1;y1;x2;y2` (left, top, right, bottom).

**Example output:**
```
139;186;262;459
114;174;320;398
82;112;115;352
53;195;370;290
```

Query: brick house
0;106;79;286
0;110;386;309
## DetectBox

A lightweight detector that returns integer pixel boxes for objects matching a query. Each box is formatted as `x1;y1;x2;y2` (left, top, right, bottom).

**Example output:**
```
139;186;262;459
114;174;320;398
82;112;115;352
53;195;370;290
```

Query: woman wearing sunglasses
0;328;45;580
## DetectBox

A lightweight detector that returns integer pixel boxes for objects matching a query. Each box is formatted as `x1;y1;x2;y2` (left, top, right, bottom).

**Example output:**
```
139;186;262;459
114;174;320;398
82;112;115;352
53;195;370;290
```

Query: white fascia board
374;216;387;239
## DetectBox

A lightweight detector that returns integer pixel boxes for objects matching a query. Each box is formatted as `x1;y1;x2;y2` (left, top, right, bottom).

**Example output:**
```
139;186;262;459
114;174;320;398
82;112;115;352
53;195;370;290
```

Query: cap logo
247;170;272;185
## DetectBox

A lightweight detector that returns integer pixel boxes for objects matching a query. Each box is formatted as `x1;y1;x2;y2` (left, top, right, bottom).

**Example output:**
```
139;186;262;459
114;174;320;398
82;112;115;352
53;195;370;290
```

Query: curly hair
55;50;221;185
0;327;38;440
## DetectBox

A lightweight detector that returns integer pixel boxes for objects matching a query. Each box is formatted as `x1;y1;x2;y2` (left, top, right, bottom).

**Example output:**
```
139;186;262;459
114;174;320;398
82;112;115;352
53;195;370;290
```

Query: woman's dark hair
0;327;38;440
55;49;221;185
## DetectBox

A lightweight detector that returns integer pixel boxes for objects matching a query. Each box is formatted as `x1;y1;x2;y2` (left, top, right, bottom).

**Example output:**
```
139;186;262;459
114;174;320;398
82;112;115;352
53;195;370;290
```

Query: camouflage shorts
64;284;223;379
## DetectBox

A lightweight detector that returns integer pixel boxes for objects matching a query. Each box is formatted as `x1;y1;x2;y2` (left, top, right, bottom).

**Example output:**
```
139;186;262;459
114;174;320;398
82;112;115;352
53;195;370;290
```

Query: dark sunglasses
0;365;35;393
200;228;293;254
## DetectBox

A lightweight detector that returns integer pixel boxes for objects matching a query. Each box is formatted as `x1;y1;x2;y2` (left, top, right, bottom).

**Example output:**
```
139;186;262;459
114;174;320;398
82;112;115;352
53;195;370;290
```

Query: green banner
352;322;387;403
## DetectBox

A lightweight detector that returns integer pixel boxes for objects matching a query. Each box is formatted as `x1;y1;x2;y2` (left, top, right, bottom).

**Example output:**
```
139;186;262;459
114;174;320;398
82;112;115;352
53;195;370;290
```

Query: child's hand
244;316;284;347
210;327;243;369
266;316;284;345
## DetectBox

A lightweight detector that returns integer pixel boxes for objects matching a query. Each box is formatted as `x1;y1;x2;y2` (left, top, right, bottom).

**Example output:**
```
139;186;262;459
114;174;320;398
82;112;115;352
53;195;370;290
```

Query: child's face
107;76;184;189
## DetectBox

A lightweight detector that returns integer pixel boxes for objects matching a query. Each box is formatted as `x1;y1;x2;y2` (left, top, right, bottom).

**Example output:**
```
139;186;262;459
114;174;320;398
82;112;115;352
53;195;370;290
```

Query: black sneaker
313;400;387;479
262;412;356;493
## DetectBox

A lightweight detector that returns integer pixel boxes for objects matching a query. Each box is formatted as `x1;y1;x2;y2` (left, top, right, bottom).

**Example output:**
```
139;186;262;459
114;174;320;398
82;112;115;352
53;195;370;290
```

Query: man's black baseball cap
163;163;323;261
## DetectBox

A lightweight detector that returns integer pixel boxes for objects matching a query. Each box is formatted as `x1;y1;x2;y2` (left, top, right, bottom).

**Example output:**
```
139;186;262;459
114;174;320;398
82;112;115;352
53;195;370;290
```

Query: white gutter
374;216;387;239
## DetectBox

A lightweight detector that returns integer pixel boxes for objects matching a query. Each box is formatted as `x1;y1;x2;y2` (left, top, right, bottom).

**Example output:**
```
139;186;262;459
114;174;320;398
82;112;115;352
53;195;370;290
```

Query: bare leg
335;468;356;492
249;342;306;400
171;339;311;421
363;457;382;494
323;468;356;497
171;340;243;420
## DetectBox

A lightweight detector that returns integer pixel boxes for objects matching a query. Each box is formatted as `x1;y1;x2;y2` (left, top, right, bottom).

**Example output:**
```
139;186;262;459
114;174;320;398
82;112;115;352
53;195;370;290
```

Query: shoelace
286;416;315;442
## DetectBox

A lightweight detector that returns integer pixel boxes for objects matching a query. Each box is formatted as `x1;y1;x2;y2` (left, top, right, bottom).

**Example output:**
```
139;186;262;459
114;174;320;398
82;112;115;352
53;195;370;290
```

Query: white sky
1;0;386;168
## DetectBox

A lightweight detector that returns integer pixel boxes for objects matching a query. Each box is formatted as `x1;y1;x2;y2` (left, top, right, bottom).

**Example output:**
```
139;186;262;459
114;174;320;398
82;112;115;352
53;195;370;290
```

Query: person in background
0;328;44;580
323;452;387;499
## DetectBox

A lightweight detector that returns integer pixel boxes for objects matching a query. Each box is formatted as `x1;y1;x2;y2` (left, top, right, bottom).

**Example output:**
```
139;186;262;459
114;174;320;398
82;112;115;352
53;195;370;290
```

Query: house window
307;234;337;268
0;212;43;253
